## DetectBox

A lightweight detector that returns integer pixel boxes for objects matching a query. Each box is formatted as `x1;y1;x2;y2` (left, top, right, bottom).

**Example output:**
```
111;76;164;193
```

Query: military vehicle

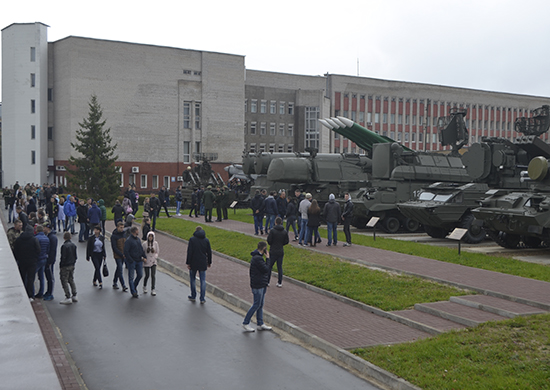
470;105;550;248
398;107;548;243
320;116;471;232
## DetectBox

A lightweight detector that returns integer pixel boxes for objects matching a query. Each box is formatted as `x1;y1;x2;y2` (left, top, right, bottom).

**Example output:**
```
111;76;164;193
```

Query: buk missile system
320;116;471;232
398;107;547;243
471;106;550;248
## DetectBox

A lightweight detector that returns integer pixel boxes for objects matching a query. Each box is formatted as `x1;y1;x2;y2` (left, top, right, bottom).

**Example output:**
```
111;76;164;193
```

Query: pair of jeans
253;213;264;234
79;222;88;241
45;262;55;296
113;257;126;288
268;252;284;285
176;201;182;215
68;216;76;233
298;218;309;245
286;218;298;238
34;259;47;297
189;269;206;301
126;260;143;295
326;222;338;245
243;287;266;326
144;265;156;290
151;212;158;231
264;214;276;232
91;252;104;284
307;227;319;245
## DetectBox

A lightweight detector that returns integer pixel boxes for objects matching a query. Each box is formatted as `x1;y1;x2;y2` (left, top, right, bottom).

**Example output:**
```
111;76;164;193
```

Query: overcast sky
2;0;550;100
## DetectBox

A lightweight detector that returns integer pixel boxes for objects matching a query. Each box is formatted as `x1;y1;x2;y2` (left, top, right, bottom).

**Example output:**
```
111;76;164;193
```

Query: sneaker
242;324;255;332
188;296;196;302
151;289;156;296
43;295;54;301
72;296;78;303
29;297;34;302
132;293;139;298
326;243;331;247
60;298;73;305
93;282;98;287
34;294;43;299
98;284;103;289
112;284;119;290
122;287;129;292
257;324;272;331
143;287;148;294
276;283;282;288
333;243;337;246
200;300;206;304
343;242;351;247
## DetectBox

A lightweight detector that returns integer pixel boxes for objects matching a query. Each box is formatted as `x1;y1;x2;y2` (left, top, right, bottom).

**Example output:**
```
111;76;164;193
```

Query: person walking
57;197;66;232
13;225;40;301
64;195;77;234
186;226;212;303
215;186;223;222
149;193;160;231
142;231;159;296
242;241;272;332
285;196;298;241
264;191;278;233
88;200;102;232
221;186;229;220
59;232;78;305
34;224;50;299
307;199;321;247
124;226;146;298
77;199;89;242
175;186;183;216
250;190;265;235
188;188;199;218
43;223;58;301
86;225;106;289
7;219;23;253
342;192;354;247
110;221;128;292
267;217;289;287
323;193;341;247
202;186;215;223
98;199;107;236
297;193;312;246
158;186;171;217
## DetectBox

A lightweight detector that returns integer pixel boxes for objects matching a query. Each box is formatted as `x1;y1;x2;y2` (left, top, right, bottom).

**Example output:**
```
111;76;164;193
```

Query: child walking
142;231;159;296
59;232;78;304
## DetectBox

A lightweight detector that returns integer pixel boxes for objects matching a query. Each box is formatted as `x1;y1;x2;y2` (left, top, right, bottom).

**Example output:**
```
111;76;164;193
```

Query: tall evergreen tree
66;94;120;204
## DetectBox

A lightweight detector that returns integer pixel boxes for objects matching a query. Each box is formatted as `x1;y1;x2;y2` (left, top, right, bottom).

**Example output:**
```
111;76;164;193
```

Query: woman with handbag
142;231;159;296
86;225;107;289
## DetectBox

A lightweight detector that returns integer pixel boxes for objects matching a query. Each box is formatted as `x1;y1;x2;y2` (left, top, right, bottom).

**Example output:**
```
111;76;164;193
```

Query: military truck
320;116;471;232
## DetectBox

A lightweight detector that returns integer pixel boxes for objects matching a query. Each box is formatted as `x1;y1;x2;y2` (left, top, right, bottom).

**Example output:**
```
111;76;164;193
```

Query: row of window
125;174;170;190
183;101;201;130
245;99;295;115
182;141;201;164
247;143;294;153
245;122;294;136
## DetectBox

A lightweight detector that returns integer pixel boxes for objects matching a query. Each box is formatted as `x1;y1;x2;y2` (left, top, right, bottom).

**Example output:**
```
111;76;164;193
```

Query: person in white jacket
142;231;159;296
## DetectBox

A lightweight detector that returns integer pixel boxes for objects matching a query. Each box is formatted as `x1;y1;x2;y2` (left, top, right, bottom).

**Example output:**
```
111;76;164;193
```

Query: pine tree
66;94;120;204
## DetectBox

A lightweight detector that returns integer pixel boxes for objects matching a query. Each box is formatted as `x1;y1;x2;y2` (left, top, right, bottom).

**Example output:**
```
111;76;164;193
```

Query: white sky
2;0;550;100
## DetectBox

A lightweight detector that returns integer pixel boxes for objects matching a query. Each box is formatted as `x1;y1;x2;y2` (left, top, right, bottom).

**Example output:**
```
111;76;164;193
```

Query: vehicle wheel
383;216;400;233
404;218;420;232
424;225;449;239
522;236;542;248
459;213;486;244
488;230;520;249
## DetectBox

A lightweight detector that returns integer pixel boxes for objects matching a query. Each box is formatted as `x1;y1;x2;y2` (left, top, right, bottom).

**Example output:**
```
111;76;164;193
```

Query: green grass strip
353;313;550;389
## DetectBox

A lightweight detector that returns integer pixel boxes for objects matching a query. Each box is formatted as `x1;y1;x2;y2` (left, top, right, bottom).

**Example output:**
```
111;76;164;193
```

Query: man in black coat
158;186;170;218
14;225;41;300
149;193;161;231
124;226;146;298
342;192;354;246
186;226;212;303
267;217;289;287
242;241;272;332
250;190;265;235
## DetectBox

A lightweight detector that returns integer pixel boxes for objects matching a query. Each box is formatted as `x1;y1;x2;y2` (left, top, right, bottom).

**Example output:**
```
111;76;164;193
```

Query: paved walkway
123;214;550;350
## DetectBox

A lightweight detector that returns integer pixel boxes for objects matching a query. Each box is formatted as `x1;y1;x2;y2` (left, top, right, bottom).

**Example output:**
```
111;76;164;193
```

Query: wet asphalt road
43;237;380;390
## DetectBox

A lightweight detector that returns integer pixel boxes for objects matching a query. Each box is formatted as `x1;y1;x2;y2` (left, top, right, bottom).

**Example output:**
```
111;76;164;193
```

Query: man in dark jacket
188;188;199;218
342;192;354;246
111;200;125;225
323;193;342;247
14;225;41;300
158;186;170;218
242;241;272;332
250;190;265;235
186;226;212;303
267;217;289;287
149;193;161;231
16;206;29;230
202;186;215;223
43;223;58;301
77;199;89;242
124;226;146;298
111;222;128;292
59;231;78;304
276;190;287;219
264;192;278;233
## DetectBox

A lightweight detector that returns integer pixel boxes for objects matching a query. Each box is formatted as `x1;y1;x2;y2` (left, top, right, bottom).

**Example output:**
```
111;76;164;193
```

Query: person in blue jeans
124;226;146;298
186;226;212;303
34;224;50;298
242;241;272;332
297;193;312;246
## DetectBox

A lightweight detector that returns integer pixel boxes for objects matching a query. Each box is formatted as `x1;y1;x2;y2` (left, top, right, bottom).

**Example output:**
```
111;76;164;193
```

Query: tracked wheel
522;236;542;248
487;230;521;249
459;213;486;244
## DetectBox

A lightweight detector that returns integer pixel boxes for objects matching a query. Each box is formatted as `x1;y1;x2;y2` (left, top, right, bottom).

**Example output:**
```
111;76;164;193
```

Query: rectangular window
129;174;136;185
120;173;124;187
278;144;284;152
279;123;285;136
260;122;266;135
260;100;267;113
404;133;409;142
305;106;320;149
405;115;410;125
383;113;388;124
244;99;248;113
412;132;416;142
279;102;285;114
48;88;53;101
270;101;276;114
359;112;364;123
391;114;395;124
30;47;36;62
287;144;294;152
367;112;372;123
183;141;190;163
398;114;403;125
140;174;147;188
30;73;35;87
244;121;247;135
152;175;159;189
269;144;275;153
31;125;35;139
419;116;423;126
164;176;170;189
432;133;437;143
288;102;294;115
195;141;201;154
31;100;35;114
288;124;293;137
31;150;36;164
183;102;191;129
375;113;380;123
259;143;266;152
250;122;257;135
194;103;201;130
48;127;53;140
351;111;356;121
249;143;256;153
390;131;395;139
344;111;349;118
251;99;257;113
397;133;402;142
413;115;417;125
270;123;276;135
419;132;423;143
